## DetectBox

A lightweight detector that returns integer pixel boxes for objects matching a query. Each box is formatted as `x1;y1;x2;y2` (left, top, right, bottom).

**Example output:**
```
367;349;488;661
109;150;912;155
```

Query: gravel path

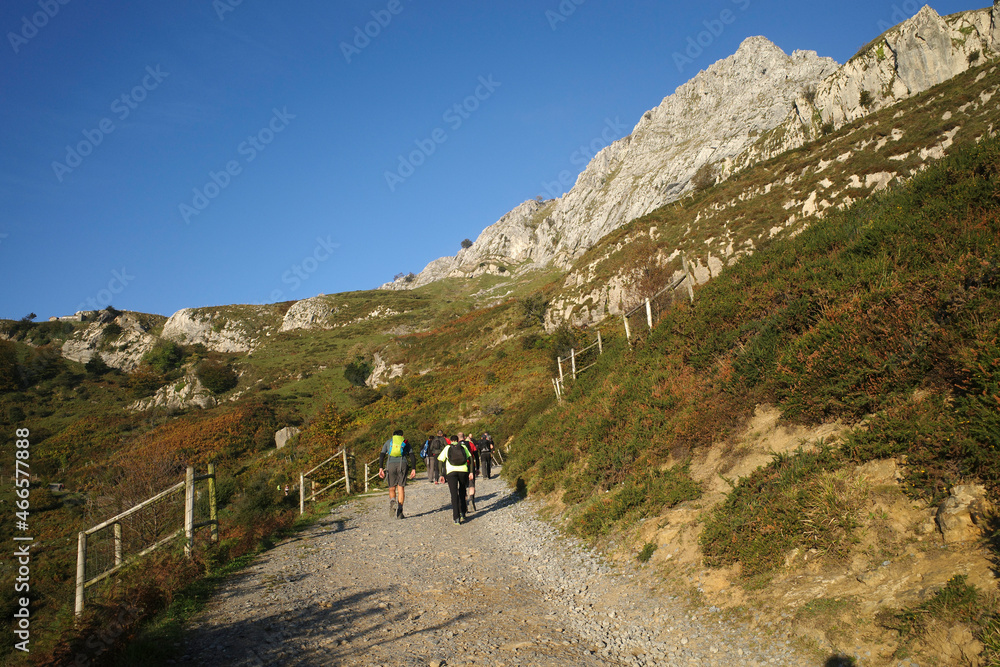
178;471;815;666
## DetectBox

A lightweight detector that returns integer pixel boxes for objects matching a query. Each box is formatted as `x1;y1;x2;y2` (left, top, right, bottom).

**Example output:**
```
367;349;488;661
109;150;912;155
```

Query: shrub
196;360;238;394
461;238;473;249
968;50;981;64
142;341;184;374
85;355;111;377
343;358;371;387
103;322;123;339
859;89;874;108
690;162;716;192
637;542;657;563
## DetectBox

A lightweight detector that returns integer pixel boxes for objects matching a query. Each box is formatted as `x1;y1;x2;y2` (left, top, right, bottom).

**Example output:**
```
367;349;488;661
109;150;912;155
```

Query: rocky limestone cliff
733;3;1000;170
161;306;279;353
383;3;1000;297
61;311;159;372
385;37;838;290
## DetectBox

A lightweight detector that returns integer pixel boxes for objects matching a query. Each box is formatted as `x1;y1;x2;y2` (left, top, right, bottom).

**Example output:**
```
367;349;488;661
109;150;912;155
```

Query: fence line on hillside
75;465;217;616
551;258;697;401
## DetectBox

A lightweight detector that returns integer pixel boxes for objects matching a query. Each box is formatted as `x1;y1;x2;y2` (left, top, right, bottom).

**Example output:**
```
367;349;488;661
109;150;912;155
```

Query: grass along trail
178;471;813;666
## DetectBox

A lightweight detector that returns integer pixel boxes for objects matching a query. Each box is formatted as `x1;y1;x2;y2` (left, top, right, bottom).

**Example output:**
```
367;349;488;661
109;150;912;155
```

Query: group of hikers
377;430;496;524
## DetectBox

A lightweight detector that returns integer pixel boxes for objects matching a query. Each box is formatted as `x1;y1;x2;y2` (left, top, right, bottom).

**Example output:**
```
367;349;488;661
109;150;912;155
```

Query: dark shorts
386;458;409;487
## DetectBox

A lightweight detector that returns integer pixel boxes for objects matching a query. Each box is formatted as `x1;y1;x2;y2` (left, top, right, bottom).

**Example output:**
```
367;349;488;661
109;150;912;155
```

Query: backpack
389;436;404;458
419;440;429;458
447;443;467;466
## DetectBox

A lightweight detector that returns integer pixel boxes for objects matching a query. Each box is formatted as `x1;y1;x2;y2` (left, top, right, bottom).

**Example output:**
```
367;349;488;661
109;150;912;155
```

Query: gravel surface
178;471;817;666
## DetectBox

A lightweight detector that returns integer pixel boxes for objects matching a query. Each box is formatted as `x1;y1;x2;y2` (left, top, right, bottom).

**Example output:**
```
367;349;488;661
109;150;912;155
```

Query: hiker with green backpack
378;429;417;519
437;435;473;524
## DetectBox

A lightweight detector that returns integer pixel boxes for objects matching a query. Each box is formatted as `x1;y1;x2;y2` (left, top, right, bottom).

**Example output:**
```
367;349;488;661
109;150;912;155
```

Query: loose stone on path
178;472;817;666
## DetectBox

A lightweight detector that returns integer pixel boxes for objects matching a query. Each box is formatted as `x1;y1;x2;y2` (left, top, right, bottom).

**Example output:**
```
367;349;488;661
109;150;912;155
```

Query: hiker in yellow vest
378;429;416;519
438;436;473;524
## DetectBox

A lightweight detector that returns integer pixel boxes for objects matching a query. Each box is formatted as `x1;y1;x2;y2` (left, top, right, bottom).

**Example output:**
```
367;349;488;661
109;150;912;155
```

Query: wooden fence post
570;348;577;380
364;463;370;493
682;256;695;304
208;463;218;543
623;314;631;342
343;449;351;495
597;331;603;354
299;473;305;515
557;356;564;384
645;298;653;330
75;532;86;616
113;523;122;567
184;466;194;557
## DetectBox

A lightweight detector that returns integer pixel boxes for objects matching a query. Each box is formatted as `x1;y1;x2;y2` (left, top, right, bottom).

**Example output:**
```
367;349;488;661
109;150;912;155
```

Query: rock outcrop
60;311;158;372
129;373;218;412
274;426;301;449
385;38;838;289
936;484;993;544
383;4;1000;299
366;352;403;388
279;297;338;333
162;308;255;353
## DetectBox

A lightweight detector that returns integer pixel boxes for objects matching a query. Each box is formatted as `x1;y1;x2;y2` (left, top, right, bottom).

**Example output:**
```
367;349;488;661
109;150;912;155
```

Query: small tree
859;90;874;109
343;358;371;387
690;162;717;193
196;360;238;394
461;238;473;250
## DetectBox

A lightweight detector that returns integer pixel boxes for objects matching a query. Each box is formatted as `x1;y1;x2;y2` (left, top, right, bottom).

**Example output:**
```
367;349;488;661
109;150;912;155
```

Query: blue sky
0;0;980;319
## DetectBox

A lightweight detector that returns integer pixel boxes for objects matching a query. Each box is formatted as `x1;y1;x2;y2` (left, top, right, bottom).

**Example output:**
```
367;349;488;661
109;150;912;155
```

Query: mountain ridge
383;2;1000;303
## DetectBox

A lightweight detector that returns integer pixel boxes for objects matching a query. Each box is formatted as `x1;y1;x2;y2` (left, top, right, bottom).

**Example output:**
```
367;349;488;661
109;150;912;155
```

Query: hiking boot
396;505;404;519
454;518;460;525
460;514;466;524
389;499;397;516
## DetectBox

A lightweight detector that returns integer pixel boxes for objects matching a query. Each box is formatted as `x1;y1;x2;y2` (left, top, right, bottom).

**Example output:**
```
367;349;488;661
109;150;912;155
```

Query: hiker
420;436;432;481
478;432;494;479
378;429;417;519
438;435;473;524
427;430;447;484
458;432;479;512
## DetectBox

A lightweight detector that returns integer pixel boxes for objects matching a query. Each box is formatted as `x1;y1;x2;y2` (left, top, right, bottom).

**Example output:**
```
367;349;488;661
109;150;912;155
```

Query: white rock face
162;308;253;353
745;4;1000;165
275;426;301;449
280;297;338;332
385;37;838;289
366;352;403;388
129;373;218;412
60;312;158;372
383;4;1000;307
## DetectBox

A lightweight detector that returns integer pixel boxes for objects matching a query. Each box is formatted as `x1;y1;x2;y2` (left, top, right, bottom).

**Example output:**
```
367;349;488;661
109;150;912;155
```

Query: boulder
936;484;992;544
275;426;301;449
